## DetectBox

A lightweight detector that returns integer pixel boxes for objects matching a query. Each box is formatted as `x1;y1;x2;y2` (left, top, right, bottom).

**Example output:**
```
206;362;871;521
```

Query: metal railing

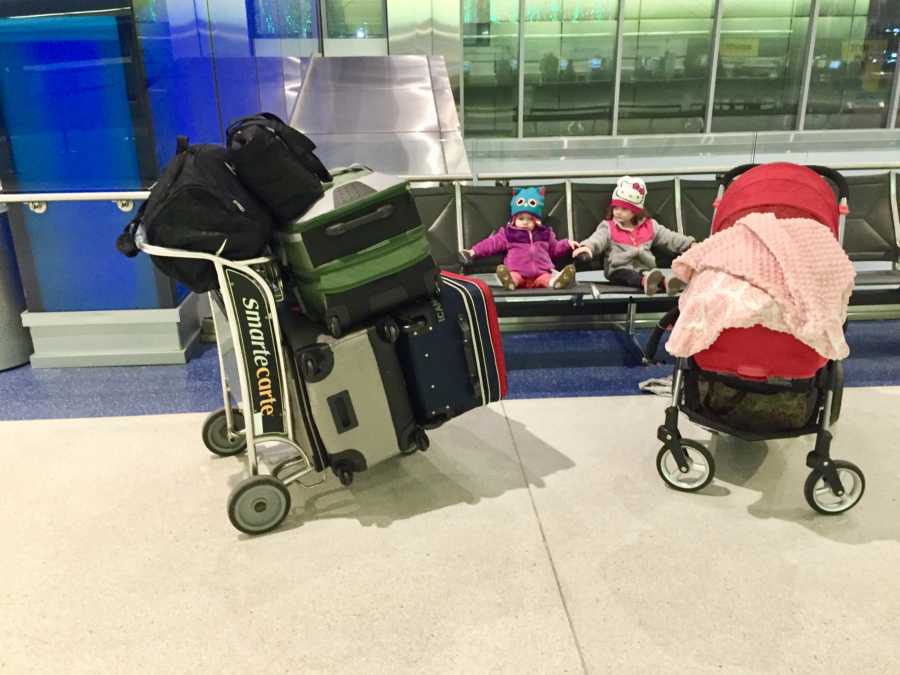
3;161;900;214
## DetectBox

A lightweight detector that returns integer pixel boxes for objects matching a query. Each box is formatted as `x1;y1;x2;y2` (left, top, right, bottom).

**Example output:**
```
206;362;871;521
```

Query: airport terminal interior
2;0;900;672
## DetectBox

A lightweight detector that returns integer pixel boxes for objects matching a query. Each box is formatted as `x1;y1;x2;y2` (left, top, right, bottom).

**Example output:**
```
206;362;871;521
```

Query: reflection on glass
618;0;714;134
325;0;386;38
522;0;618;137
462;0;520;137
248;0;318;38
712;0;811;132
805;0;899;129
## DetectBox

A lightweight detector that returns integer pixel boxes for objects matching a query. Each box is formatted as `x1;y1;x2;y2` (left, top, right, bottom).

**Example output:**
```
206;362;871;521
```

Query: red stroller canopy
712;162;840;238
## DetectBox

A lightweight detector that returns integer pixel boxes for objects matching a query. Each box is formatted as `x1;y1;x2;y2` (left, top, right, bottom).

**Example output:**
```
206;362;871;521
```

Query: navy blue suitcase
392;272;507;428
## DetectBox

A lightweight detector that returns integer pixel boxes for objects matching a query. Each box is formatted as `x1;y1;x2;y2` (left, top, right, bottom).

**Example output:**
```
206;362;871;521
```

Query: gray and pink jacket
579;217;694;275
471;222;574;279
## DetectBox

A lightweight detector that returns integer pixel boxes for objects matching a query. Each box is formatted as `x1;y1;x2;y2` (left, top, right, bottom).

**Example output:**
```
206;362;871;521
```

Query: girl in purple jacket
461;187;578;290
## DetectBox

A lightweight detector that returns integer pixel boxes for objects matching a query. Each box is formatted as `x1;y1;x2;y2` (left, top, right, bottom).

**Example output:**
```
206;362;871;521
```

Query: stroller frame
135;226;324;534
650;163;865;515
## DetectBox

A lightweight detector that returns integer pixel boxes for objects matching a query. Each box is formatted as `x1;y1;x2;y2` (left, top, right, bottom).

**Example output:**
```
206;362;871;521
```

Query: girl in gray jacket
572;175;694;296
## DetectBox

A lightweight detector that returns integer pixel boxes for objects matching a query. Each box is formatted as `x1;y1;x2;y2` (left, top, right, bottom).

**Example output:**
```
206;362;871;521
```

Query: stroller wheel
227;475;291;535
656;439;715;493
202;408;247;456
804;460;865;515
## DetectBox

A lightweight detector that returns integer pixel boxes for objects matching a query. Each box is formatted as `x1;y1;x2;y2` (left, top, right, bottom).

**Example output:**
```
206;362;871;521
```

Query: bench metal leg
612;301;646;366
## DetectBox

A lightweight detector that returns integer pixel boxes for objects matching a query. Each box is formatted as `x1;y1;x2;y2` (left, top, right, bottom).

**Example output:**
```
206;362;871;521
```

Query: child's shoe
665;275;686;296
496;265;517;291
551;264;576;289
642;269;663;296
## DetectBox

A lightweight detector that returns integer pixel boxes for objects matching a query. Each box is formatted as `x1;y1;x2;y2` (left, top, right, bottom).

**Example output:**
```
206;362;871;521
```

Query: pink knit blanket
666;212;855;360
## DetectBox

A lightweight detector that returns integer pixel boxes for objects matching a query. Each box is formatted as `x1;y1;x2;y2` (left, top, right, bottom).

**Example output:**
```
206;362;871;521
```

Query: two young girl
463;177;694;295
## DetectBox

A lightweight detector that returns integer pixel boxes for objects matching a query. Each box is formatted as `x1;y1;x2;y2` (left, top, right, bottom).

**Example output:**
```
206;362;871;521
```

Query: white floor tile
503;389;900;673
0;406;582;674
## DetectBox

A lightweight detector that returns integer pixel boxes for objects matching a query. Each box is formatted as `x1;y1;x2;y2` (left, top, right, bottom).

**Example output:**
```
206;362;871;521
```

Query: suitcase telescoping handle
457;314;483;402
324;204;394;237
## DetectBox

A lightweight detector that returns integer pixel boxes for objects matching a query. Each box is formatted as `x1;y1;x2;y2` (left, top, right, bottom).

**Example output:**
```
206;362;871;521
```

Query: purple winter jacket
471;222;574;278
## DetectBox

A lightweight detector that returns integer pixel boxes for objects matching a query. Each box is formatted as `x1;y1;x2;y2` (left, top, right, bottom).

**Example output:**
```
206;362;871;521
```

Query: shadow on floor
703;426;900;546
225;407;576;532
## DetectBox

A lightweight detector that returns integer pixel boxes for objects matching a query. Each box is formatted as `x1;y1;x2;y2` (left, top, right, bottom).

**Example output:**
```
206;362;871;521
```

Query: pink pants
510;271;552;288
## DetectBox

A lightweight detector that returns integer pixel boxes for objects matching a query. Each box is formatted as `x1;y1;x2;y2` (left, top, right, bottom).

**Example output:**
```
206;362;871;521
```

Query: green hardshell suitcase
276;165;439;336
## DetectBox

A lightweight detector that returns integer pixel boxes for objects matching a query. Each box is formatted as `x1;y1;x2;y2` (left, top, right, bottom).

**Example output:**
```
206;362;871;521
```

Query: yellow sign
842;40;865;62
720;38;759;58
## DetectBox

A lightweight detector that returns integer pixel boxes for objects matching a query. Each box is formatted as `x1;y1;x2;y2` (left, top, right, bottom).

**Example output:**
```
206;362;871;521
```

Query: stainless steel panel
432;0;461;96
291;55;471;177
305;132;448;174
387;0;430;55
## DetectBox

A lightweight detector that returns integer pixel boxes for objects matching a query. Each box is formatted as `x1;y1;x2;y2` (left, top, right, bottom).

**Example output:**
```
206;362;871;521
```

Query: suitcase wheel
334;464;354;487
377;317;401;343
300;353;319;380
327;314;344;338
415;428;430;452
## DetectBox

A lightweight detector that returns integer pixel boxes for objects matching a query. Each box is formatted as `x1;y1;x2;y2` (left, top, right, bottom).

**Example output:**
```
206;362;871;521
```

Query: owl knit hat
610;176;647;214
510;186;544;220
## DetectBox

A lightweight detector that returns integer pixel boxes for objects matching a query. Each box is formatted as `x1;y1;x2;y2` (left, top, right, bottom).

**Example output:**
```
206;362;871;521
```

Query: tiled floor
3;389;899;673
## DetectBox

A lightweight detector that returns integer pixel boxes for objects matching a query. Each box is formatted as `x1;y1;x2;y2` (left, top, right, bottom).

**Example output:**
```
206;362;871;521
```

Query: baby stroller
645;162;864;515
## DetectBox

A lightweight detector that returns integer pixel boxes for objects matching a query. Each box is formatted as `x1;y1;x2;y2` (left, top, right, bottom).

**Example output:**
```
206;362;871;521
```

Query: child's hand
572;246;592;259
568;240;579;250
458;249;475;265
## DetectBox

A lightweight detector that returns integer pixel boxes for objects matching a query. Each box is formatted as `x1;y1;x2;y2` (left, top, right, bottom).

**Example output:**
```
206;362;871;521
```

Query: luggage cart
134;225;323;535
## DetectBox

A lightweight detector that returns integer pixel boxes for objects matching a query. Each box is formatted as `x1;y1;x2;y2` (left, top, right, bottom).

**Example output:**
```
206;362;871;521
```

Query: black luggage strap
116;200;148;258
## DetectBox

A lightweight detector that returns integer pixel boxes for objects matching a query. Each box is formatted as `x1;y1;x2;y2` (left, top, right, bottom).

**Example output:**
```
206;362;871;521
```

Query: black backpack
117;137;274;292
225;112;332;223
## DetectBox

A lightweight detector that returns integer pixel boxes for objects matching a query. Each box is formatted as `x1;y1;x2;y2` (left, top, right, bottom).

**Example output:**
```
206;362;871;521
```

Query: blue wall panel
0;15;166;311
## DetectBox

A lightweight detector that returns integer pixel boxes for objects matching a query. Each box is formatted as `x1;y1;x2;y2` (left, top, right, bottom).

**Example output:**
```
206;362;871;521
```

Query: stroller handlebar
718;163;849;204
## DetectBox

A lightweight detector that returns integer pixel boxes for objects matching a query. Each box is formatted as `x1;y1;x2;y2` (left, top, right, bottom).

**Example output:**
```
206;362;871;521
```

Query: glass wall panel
325;0;387;38
711;0;811;132
0;5;166;311
618;0;715;135
805;0;899;129
521;0;618;137
462;0;520;137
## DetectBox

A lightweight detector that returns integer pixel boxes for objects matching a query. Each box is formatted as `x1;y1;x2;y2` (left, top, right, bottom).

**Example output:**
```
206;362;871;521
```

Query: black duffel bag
117;137;274;292
225;112;332;223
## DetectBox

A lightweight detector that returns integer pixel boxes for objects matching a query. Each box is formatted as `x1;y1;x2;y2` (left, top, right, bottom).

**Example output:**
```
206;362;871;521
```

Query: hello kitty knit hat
610;176;647;213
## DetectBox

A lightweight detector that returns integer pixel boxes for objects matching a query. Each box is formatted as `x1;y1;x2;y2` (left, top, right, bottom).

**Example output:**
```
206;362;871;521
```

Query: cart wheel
202;408;246;456
327;315;343;338
378;317;400;344
656;439;715;492
227;475;291;535
804;460;865;515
